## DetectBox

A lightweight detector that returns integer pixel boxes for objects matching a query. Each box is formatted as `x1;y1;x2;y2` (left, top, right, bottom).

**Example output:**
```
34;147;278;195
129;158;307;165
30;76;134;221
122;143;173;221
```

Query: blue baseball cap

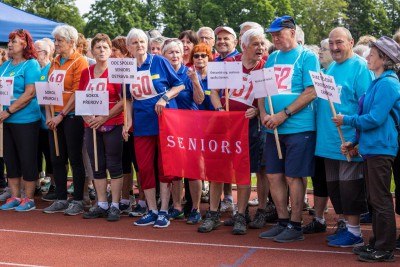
266;16;296;33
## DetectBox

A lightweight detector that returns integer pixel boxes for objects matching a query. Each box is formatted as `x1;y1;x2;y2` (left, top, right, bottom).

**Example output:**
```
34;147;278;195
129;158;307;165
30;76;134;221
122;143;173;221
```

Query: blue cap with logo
266;15;296;33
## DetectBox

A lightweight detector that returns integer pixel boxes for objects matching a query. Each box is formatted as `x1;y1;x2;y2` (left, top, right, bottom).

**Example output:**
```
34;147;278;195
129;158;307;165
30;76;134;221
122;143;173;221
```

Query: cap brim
266;26;284;33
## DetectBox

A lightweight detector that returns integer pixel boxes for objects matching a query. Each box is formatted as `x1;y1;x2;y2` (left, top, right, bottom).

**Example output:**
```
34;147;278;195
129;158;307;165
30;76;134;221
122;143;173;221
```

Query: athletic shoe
168;208;184;220
220;199;234;213
198;210;221;233
43;200;69;213
153;211;170;228
360;212;372;224
302;218;327;234
328;230;364;248
83;206;108;219
224;207;251;226
358;249;395;263
107;206;121;222
0;197;21;210
64;200;84;216
249;208;267;229
119;202;132;214
396;235;400;250
232;213;247;235
67;183;74;194
134;210;158;226
353;244;375;255
129;205;147;217
187;209;202;225
273;224;304;243
15;198;35;212
88;186;96;200
326;221;347;241
248;197;259;206
41;187;57;202
0;187;11;202
40;180;51;192
259;223;286;239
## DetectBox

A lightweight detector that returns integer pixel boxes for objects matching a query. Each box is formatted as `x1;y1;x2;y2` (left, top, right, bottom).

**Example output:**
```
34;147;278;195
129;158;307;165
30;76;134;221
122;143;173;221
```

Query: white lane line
0;228;355;255
0;262;49;267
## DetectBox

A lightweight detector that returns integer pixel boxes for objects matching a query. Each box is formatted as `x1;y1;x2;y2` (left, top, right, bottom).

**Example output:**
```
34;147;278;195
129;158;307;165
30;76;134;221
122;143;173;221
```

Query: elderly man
314;27;373;247
214;26;239;62
258;16;319;243
197;27;218;60
198;28;267;235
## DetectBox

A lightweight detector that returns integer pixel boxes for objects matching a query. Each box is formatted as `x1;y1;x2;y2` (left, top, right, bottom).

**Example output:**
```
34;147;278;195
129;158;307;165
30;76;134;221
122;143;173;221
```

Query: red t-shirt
78;65;124;127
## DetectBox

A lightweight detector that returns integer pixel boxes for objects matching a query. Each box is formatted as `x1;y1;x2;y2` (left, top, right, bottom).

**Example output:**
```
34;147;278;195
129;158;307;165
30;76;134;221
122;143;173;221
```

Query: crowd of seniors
0;15;400;263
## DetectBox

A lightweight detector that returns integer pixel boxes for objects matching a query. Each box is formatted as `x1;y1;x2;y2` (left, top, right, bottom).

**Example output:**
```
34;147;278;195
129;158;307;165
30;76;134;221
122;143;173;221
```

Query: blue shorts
265;131;316;178
249;117;266;173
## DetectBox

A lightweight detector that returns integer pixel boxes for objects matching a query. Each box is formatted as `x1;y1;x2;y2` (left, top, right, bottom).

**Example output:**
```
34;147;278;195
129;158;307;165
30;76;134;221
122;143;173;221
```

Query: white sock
224;195;233;202
98;201;108;210
138;200;147;208
151;209;158;215
120;199;130;205
315;217;326;224
111;202;119;209
347;224;361;236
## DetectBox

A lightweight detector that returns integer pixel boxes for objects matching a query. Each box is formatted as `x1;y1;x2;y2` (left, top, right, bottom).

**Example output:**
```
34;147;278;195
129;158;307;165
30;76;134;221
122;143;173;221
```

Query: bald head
328;27;354;63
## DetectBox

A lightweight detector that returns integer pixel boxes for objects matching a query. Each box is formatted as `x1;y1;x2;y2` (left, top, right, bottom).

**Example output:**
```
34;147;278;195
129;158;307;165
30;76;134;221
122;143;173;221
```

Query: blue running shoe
129;205;147;217
0;197;21;210
15;198;35;212
154;211;170;228
328;230;364;248
187;209;202;225
134;210;158;226
168;208;184;220
326;221;347;242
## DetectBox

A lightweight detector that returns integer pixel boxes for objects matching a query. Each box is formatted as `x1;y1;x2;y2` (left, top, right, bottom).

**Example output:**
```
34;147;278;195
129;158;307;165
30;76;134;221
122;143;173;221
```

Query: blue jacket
343;70;400;157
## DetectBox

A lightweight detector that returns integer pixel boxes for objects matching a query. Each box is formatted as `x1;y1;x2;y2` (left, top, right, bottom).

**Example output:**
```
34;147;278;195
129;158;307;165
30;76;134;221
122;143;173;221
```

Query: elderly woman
0;48;8;66
178;30;199;66
333;36;400;263
124;28;184;228
161;38;204;224
43;25;89;215
78;33;124;221
0;29;41;211
150;36;167;55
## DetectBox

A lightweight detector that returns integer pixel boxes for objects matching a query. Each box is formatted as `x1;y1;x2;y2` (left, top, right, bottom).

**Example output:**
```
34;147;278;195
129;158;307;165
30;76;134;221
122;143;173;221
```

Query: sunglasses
193;54;207;59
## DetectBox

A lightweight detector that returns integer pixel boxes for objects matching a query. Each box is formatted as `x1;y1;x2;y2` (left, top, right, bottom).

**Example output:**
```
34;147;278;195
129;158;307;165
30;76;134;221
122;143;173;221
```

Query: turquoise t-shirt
264;45;320;134
315;54;374;161
39;62;51;129
0;59;41;124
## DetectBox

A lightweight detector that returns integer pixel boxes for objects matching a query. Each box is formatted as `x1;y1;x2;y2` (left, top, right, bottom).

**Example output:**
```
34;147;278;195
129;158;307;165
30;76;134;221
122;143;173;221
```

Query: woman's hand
245;107;258;119
46;115;63;130
186;67;198;82
0;110;10;124
88;116;108;129
332;114;344;126
155;97;167;115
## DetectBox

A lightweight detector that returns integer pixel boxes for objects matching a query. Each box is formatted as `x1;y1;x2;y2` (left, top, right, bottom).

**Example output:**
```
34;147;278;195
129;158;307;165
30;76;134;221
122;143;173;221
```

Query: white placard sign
309;71;341;104
108;58;137;84
252;68;279;98
0;77;13;105
75;91;109;116
207;62;243;89
35;82;63;106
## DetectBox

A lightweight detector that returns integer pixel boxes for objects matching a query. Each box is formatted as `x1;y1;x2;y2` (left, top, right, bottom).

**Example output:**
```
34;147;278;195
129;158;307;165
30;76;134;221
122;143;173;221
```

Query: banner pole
0;105;3;157
329;100;351;162
50;106;60;157
267;96;283;159
123;82;128;142
225;88;229;111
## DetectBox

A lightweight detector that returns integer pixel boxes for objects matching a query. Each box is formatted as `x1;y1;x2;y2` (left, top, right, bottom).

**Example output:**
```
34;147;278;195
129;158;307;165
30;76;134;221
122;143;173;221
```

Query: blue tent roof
0;2;63;43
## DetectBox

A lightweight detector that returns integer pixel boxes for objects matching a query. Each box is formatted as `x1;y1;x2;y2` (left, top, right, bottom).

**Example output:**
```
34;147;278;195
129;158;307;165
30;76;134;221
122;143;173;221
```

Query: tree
83;0;153;39
383;0;400;34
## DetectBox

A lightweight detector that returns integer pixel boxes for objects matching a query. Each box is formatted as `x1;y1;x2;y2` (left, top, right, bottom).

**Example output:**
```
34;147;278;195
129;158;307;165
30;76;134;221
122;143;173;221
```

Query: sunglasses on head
193;54;207;59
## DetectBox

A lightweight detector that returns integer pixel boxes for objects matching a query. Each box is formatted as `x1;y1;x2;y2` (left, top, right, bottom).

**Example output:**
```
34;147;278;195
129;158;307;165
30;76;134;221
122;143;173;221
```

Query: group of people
0;14;400;263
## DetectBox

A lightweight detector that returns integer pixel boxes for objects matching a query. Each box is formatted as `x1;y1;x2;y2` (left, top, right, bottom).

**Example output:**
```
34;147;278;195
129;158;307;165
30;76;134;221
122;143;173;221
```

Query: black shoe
396;235;400;250
265;202;278;222
83;206;108;219
41;185;57;202
224;207;251;226
249;208;267;229
353;244;375;255
358;249;395;263
302;218;327;234
198;211;221;233
232;213;247;235
107;206;121;222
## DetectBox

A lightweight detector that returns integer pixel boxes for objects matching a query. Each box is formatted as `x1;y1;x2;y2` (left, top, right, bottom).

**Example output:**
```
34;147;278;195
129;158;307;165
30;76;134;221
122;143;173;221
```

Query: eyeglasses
193;54;207;59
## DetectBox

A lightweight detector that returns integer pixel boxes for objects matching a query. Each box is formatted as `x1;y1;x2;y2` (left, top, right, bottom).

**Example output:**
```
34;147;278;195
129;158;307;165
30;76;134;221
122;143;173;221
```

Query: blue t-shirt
175;64;198;110
214;49;240;62
197;77;213;110
315;54;374;161
126;53;183;136
39;62;51;129
0;59;41;124
264;45;320;134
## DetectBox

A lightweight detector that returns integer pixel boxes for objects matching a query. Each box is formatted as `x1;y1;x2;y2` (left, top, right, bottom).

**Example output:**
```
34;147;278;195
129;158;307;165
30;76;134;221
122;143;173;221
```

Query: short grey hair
161;39;183;55
240;28;265;50
320;38;329;47
239;22;263;31
151;36;167;46
197;27;215;40
353;44;370;58
52;25;78;44
330;27;353;41
127;28;148;47
296;25;305;44
34;40;51;55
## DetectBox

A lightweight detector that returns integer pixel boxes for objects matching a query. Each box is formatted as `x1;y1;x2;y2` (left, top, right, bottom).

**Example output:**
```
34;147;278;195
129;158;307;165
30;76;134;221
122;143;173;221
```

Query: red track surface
0;192;399;267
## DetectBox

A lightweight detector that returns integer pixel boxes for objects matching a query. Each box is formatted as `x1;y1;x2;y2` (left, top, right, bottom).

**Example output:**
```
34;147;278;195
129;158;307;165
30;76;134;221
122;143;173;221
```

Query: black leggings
0;157;4;184
37;128;53;175
3;121;40;181
84;125;123;179
49;116;85;201
122;132;139;174
393;150;400;215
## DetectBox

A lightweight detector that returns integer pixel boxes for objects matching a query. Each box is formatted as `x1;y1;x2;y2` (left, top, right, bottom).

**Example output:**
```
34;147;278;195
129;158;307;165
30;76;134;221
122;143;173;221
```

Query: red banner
159;109;250;185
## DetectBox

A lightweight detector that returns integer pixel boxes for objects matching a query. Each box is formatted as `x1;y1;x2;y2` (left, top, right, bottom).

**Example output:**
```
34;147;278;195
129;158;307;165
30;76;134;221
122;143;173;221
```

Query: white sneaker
0;187;11;202
248;197;259;206
220;199;234;213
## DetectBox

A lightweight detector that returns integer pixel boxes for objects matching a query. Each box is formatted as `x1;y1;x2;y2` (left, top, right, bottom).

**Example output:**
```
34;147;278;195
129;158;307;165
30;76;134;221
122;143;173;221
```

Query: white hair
126;28;148;46
197;27;215;40
41;37;55;52
161;39;183;55
304;44;319;56
52;25;78;44
353;45;370;58
320;38;329;47
34;40;50;55
240;28;265;50
296;25;305;45
239;22;263;31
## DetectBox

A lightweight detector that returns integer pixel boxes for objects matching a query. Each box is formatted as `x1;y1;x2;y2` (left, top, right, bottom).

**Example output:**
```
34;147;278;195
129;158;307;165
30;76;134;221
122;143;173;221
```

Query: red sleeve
78;68;89;91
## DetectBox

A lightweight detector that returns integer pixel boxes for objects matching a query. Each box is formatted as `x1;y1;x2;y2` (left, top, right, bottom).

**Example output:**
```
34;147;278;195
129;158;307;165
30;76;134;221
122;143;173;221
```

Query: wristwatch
283;107;292;117
161;94;169;104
